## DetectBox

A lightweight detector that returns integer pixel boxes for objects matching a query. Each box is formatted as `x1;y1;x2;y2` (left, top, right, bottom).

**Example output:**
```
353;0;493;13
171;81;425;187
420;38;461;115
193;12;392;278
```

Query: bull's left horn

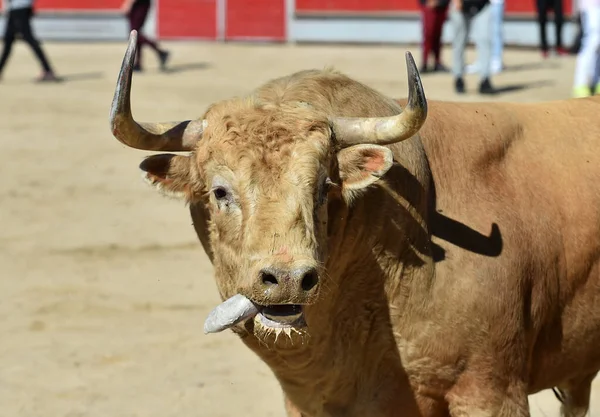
331;51;427;147
109;30;204;152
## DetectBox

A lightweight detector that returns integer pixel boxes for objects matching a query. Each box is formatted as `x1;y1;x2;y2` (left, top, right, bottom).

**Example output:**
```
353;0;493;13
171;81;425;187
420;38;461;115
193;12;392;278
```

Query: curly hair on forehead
204;97;329;151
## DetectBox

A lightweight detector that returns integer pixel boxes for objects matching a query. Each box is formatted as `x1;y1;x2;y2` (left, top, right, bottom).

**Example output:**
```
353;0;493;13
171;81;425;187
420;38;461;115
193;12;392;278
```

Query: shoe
479;78;495;95
573;85;592;98
36;71;61;82
159;50;170;71
433;63;449;72
455;77;466;94
556;47;569;56
542;50;550;59
132;64;143;72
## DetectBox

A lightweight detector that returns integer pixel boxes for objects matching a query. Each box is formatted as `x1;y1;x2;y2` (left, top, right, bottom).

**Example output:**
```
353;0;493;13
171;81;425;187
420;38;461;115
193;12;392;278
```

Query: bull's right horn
109;30;204;152
331;51;427;147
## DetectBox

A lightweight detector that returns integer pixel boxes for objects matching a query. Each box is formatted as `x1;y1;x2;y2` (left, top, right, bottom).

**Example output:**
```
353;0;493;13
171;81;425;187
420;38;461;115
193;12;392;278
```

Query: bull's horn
203;294;260;334
109;30;204;152
331;51;427;147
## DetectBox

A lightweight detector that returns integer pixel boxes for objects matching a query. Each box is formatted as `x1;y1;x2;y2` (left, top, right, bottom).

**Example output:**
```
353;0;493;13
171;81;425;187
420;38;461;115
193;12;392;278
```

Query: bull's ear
139;153;195;200
336;144;393;197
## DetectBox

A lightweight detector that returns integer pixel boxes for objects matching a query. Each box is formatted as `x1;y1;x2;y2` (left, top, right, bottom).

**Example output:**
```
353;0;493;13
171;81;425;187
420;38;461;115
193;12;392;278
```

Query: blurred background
0;0;597;416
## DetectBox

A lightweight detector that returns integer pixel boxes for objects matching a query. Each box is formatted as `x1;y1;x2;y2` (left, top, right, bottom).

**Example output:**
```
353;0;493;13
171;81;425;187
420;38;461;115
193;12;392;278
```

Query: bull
108;30;600;417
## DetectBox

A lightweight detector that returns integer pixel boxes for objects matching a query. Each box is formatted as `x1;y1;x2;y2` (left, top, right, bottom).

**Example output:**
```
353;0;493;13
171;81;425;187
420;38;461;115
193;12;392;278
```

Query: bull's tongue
203;294;260;334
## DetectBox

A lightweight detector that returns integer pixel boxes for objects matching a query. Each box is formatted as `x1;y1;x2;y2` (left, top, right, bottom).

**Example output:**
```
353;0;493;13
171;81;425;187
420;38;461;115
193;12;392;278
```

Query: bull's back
419;98;600;391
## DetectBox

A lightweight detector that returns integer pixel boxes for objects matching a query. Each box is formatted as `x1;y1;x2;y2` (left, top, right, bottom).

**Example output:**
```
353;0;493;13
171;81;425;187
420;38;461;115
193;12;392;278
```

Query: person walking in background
489;0;504;72
0;0;59;82
450;0;495;94
419;0;450;73
535;0;568;57
569;0;584;54
465;0;504;74
572;0;600;97
121;0;170;72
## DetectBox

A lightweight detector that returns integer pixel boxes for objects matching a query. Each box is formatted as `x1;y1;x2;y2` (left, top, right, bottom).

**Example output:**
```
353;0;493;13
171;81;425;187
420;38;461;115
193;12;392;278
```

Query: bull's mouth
203;294;307;335
256;304;305;328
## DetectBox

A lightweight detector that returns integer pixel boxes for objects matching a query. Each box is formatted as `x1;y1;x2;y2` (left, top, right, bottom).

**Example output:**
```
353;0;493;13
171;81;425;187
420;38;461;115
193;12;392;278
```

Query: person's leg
432;4;449;70
472;4;495;93
129;2;169;70
15;7;57;79
421;5;435;71
490;1;504;72
450;7;468;93
574;7;600;96
0;10;17;78
536;0;549;56
554;0;566;53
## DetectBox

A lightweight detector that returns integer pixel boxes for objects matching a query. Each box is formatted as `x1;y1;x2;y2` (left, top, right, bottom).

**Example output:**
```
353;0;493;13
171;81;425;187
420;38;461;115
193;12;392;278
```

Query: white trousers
574;6;600;88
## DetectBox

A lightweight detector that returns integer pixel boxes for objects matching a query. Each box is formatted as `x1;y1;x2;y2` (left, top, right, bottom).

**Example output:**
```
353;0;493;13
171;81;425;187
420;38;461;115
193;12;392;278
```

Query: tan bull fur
129;68;600;417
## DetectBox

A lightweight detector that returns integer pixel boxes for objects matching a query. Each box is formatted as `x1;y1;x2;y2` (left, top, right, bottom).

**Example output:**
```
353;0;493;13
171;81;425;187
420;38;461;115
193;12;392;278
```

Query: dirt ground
1;39;598;417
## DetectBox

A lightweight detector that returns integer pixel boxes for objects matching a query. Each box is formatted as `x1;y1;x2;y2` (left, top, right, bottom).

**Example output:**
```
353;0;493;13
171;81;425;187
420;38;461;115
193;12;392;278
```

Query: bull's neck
241;135;436;416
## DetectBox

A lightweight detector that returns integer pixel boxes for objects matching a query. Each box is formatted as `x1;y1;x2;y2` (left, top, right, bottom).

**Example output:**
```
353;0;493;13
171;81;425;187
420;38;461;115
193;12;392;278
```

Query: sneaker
419;64;429;74
133;63;143;72
573;85;592;98
455;77;466;94
159;50;170;71
556;47;569;56
479;78;496;95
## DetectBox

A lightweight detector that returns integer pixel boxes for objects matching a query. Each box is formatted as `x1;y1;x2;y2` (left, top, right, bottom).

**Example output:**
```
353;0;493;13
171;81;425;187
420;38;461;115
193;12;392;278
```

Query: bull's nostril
261;272;278;286
301;271;319;292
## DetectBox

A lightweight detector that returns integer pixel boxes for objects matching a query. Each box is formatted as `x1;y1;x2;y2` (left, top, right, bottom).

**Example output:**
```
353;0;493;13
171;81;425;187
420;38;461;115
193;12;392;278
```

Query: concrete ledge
289;15;577;47
0;9;156;41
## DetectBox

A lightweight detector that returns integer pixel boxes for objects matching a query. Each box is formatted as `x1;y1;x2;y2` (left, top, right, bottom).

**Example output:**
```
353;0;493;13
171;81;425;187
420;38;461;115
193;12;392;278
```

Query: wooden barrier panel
225;0;285;41
33;0;121;10
157;0;217;39
295;0;574;16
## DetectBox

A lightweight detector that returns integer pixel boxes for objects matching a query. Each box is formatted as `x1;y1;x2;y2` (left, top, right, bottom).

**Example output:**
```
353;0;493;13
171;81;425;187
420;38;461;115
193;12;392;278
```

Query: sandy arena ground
1;38;598;416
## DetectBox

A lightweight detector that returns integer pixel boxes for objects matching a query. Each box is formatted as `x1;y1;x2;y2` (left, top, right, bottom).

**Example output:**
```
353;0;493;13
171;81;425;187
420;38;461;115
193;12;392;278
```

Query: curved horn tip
404;51;427;116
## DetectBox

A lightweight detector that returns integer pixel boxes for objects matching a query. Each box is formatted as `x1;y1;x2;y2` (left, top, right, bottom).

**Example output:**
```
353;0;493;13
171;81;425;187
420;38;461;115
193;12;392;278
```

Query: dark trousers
0;7;53;74
421;5;449;66
536;0;564;51
128;3;160;66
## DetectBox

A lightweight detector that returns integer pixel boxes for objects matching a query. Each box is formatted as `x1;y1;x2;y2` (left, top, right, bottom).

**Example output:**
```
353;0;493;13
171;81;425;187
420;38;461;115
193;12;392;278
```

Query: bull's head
109;31;427;342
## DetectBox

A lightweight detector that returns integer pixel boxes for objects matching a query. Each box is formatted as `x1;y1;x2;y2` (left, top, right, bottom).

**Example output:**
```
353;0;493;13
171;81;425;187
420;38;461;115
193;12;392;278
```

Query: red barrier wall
157;0;217;39
225;0;285;40
33;0;121;9
295;0;574;16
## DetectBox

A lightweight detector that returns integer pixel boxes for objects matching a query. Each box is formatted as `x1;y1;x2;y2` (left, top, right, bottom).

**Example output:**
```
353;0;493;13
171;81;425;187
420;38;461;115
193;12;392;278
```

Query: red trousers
421;5;449;66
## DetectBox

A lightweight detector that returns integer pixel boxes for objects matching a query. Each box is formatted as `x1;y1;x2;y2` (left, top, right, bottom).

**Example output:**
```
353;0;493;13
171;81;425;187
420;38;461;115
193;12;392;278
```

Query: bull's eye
213;187;228;200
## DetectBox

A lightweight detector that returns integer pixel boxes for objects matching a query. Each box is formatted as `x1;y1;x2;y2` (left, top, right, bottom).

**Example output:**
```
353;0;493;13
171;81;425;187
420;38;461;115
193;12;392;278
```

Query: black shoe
420;64;429;74
434;63;449;72
133;64;143;72
479;78;495;95
159;50;170;71
455;77;466;94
